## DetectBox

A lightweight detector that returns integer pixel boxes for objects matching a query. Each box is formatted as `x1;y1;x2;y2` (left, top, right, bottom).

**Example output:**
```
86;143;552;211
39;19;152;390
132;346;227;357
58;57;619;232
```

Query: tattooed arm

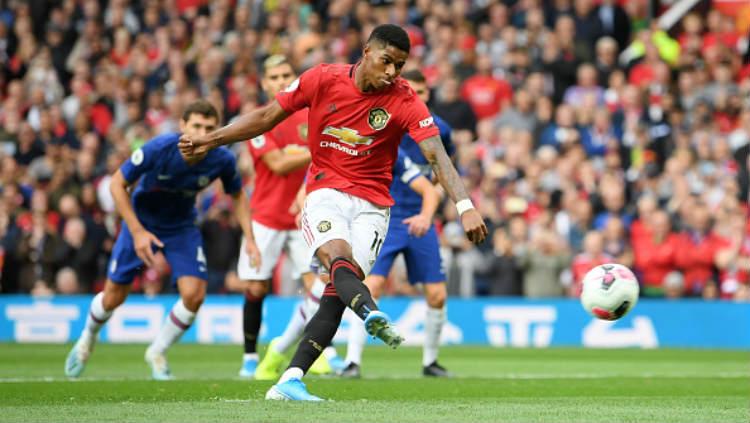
418;135;488;244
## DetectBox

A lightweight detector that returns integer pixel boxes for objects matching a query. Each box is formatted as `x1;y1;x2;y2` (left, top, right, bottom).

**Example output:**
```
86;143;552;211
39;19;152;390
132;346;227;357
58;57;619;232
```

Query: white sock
274;302;307;354
243;353;258;361
82;292;112;341
279;367;304;383
323;346;338;360
302;277;325;320
423;306;446;366
310;277;326;299
345;309;366;365
150;299;196;355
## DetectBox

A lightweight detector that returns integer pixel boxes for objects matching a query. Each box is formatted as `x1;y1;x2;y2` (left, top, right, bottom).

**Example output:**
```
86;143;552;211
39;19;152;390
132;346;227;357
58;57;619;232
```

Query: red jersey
275;63;439;206
247;109;309;230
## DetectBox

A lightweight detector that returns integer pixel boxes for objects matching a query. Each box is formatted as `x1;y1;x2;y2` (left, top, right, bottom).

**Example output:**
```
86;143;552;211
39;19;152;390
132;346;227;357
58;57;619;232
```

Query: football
581;263;640;320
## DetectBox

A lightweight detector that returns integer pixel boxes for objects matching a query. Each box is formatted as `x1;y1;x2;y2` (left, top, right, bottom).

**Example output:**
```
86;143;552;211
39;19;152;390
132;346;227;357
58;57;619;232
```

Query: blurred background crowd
0;0;749;301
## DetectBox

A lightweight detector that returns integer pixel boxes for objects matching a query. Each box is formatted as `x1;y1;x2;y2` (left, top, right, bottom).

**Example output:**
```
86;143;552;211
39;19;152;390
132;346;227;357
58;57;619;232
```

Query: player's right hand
403;214;431;237
245;238;262;269
178;133;213;159
133;229;164;268
460;209;488;245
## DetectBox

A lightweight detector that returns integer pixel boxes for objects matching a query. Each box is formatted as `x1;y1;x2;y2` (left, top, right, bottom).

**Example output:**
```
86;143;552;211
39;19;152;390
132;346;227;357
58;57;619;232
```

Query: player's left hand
245;238;262;269
460;209;488;244
403;214;431;237
178;133;213;159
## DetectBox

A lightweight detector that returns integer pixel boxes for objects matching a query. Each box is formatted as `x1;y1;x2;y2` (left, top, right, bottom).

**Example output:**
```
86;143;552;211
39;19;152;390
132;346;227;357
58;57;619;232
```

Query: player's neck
353;62;376;93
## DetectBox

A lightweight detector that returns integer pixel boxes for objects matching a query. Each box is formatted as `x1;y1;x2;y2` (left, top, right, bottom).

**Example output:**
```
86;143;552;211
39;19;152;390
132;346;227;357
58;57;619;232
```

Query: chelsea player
341;69;455;378
65;100;260;380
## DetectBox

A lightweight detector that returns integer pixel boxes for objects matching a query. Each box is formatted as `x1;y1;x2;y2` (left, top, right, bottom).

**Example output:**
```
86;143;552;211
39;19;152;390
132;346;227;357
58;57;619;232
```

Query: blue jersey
393;148;422;187
391;114;453;219
119;132;242;233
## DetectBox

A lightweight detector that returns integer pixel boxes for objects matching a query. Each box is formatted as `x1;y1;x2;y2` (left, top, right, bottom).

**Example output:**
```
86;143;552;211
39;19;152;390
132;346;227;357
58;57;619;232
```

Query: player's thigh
176;275;208;312
285;228;314;280
107;225;144;286
238;220;285;281
160;227;208;285
350;203;390;277
300;188;354;269
403;226;446;285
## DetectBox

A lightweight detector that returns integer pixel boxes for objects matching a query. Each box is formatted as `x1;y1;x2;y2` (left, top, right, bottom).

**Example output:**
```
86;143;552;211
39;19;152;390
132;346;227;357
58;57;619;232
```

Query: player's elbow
109;172;129;197
267;161;289;175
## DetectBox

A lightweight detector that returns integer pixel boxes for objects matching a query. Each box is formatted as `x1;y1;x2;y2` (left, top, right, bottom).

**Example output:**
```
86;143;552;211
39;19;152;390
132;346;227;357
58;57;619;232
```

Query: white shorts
237;220;311;280
300;188;390;277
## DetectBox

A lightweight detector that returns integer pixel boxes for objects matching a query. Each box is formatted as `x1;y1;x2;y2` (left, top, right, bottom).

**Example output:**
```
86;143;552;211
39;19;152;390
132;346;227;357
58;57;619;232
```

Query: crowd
0;0;749;301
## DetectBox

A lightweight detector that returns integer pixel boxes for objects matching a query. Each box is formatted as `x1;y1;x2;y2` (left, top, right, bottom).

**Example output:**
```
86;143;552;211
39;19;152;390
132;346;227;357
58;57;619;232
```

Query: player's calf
330;257;379;320
65;283;129;378
242;280;269;364
285;294;346;376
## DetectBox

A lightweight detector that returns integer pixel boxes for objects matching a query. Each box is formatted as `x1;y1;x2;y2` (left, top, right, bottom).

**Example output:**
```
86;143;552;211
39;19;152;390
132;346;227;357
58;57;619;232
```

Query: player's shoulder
209;146;237;165
288;107;310;121
304;63;349;81
392;78;419;100
145;132;180;150
317;63;351;76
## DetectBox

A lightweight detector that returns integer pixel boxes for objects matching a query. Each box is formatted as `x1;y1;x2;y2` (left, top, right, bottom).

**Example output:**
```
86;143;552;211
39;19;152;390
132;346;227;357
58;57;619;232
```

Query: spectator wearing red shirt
461;54;513;121
633;210;679;296
715;212;750;299
674;202;720;296
571;231;612;296
629;41;663;87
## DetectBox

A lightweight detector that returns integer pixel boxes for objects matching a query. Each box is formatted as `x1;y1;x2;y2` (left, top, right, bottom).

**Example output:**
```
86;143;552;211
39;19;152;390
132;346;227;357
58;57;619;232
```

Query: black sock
288;293;345;373
243;292;264;354
330;257;379;320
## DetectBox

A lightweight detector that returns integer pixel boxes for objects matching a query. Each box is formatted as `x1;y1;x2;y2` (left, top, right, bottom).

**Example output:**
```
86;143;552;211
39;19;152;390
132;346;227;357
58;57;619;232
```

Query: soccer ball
580;263;639;320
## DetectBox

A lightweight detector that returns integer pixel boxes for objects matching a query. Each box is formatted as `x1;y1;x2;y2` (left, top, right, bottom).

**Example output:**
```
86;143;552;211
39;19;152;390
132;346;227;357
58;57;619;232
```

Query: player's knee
246;280;269;298
182;290;205;312
102;283;129;310
365;276;386;299
318;240;354;270
102;292;126;310
426;285;446;308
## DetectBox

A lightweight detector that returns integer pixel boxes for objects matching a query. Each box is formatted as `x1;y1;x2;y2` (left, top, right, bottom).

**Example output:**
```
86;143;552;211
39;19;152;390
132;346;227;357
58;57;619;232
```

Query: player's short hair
367;24;410;54
181;99;219;123
401;69;426;83
262;54;292;74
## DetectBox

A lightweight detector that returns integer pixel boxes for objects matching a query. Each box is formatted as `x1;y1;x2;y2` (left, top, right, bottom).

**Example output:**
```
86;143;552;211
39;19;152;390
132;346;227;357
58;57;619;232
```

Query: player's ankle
279;367;304;383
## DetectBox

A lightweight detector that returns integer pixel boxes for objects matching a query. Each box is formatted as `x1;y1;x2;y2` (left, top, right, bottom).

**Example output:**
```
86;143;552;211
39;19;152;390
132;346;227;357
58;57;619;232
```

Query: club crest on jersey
251;135;266;149
368;108;390;130
317;220;331;233
322;126;374;146
298;123;308;140
131;148;144;166
198;176;210;187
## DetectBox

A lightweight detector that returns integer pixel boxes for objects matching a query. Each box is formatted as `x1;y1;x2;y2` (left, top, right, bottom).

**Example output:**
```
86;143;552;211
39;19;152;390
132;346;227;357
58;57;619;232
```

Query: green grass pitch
0;343;747;422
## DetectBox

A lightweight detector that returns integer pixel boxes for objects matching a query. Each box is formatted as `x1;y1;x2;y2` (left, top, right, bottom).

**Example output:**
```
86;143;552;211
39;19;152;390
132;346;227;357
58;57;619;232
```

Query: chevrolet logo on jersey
322;126;374;146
